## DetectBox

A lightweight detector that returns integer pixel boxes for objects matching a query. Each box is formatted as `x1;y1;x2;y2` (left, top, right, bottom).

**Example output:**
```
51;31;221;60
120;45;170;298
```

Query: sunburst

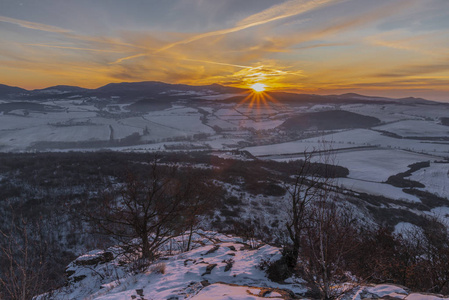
235;84;284;117
251;83;266;92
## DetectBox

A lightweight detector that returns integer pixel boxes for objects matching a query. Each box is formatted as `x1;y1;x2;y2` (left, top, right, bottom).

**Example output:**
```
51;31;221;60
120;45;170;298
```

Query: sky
1;0;449;101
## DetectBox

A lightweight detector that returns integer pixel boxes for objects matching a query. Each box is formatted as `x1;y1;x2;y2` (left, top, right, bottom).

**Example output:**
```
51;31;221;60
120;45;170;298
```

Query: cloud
156;0;341;52
364;30;448;57
273;0;419;50
237;0;339;27
104;0;419;90
352;78;449;88
375;63;449;78
0;16;71;33
0;15;148;55
292;42;350;50
100;0;420;90
111;53;148;64
26;44;125;53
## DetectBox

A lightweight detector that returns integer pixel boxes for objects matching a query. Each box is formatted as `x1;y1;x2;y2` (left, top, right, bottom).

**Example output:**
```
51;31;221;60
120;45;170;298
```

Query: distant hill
224;92;402;105
0;84;27;98
33;85;90;93
91;81;246;100
0;81;441;105
279;110;381;131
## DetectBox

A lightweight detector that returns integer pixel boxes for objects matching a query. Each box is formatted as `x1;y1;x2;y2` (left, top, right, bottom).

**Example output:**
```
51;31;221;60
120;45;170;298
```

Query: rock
201;280;210;287
74;251;114;266
202;263;217;276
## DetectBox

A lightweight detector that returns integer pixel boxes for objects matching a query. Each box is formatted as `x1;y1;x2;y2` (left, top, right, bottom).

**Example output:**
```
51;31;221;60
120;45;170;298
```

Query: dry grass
150;262;166;274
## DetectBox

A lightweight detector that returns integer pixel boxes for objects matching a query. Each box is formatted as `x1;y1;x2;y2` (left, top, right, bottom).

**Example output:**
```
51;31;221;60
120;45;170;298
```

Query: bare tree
180;173;218;252
348;216;449;296
0;214;49;300
281;148;360;299
299;199;358;299
91;158;213;261
406;216;449;294
284;149;336;268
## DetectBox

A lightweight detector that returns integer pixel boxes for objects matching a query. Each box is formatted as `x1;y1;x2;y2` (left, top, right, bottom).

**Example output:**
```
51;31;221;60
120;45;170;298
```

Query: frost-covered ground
35;231;449;300
38;232;306;300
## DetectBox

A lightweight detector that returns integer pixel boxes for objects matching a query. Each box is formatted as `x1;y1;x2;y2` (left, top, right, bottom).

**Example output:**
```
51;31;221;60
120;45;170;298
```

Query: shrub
264;255;293;283
150;262;166;274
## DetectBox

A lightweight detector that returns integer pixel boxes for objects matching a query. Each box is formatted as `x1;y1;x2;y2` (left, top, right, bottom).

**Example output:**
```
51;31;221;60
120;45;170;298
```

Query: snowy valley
1;82;449;299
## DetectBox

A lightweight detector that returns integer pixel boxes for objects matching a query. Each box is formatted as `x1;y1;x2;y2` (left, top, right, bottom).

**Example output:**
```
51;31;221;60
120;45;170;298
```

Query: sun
251;83;266;92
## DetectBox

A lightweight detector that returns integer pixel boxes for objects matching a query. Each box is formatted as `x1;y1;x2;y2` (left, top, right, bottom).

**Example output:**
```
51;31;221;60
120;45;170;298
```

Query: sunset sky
1;0;449;100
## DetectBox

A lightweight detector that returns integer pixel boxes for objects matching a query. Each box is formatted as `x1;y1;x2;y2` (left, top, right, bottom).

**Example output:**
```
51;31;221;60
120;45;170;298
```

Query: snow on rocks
342;284;449;300
36;231;449;300
36;232;306;300
192;283;290;299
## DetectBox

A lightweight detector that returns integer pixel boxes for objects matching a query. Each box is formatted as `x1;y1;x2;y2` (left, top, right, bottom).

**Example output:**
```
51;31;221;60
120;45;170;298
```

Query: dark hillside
279;110;381;131
0;84;27;98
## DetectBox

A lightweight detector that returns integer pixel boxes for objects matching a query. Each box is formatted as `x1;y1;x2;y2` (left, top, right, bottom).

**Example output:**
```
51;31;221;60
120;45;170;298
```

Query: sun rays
236;87;284;117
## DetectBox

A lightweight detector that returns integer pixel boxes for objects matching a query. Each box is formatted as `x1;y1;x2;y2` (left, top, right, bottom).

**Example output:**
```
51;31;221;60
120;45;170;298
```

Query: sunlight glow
236;87;285;123
251;83;266;92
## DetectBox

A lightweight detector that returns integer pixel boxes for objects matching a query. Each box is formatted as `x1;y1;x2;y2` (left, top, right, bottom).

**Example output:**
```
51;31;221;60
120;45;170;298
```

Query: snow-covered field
247;143;443;202
251;128;449;158
243;139;352;157
409;162;449;197
145;115;213;134
430;206;449;223
341;103;449;122
331;149;436;182
336;178;421;202
375;120;449;137
340;104;415;123
0;124;111;149
1;99;447;208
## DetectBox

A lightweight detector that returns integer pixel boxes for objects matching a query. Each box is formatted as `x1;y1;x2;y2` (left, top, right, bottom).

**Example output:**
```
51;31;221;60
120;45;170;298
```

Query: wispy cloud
26;44;125;53
274;0;419;50
0;16;71;33
156;0;341;52
365;30;449;57
237;0;339;27
292;42;350;50
111;53;148;64
353;78;449;88
375;63;449;78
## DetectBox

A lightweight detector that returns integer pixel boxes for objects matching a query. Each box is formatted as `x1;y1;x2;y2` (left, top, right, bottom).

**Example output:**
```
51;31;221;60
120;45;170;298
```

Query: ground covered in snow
37;232;306;300
36;231;449;300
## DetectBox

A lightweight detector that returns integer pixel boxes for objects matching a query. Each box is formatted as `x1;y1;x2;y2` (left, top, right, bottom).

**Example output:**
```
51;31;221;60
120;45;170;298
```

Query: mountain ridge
0;81;443;105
